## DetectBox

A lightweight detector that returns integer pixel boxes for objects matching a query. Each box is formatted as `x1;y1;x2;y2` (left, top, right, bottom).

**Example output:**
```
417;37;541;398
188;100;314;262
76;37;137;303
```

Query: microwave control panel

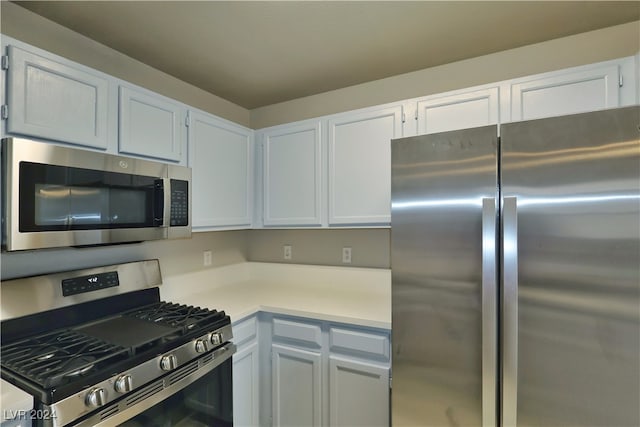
170;179;189;226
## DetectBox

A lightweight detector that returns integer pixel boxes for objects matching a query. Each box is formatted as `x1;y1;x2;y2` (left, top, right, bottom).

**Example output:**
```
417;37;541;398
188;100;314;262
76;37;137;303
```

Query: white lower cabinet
233;316;260;427
231;314;391;427
329;356;389;427
272;344;323;427
267;316;390;427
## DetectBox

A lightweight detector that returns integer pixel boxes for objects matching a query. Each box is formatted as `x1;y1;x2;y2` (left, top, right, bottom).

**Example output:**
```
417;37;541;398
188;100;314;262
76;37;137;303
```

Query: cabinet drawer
232;316;257;347
272;318;322;348
329;327;390;360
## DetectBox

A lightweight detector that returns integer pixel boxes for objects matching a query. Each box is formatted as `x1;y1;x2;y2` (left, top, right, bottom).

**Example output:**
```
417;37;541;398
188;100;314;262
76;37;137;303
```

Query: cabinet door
263;121;323;226
272;344;322;427
327;107;401;225
233;341;260;427
510;64;620;121
6;45;109;149
188;111;252;229
119;86;183;162
329;356;389;427
416;87;500;135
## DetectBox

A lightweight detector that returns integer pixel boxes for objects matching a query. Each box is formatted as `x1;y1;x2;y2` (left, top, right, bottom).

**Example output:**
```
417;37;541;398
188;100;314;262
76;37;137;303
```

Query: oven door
74;344;235;427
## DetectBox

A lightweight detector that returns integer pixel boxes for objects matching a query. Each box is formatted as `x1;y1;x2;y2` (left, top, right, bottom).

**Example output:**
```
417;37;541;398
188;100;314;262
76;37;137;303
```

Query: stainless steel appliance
1;138;191;251
0;260;235;427
391;106;639;426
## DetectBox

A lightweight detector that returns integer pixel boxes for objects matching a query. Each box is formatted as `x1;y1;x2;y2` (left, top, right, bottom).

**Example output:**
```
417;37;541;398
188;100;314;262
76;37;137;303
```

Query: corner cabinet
119;85;185;163
4;44;110;150
188;111;253;230
327;106;402;225
262;120;324;227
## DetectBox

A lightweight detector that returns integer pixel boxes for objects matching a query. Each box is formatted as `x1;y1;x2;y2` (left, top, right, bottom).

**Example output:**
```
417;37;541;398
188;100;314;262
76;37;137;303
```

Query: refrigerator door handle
502;196;518;427
482;197;498;427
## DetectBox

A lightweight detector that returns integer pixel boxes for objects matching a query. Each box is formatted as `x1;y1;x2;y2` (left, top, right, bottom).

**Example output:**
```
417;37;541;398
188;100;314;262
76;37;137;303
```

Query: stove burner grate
125;302;225;334
1;329;128;388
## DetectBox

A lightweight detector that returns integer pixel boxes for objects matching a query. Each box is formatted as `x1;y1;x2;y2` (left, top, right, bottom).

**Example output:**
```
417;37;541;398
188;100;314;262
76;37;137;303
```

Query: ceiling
14;1;640;109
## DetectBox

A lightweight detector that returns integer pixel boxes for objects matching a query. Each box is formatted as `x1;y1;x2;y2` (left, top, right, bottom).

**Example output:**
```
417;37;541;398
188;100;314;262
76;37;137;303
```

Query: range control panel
170;179;189;227
62;271;119;296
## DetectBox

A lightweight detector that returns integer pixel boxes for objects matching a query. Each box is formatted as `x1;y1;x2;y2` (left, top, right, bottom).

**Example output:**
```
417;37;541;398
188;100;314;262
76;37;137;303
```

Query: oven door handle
80;343;236;427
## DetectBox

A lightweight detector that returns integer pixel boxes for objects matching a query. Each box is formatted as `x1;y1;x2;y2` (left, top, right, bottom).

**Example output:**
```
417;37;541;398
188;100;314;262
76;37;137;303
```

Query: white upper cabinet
327;106;402;225
509;61;622;122
262;121;323;227
119;85;184;163
5;45;109;150
414;86;500;135
188;111;252;229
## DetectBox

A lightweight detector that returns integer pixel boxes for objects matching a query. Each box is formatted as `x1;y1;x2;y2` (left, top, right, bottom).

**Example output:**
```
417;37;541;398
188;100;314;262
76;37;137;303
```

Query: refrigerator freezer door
501;106;640;426
391;126;498;426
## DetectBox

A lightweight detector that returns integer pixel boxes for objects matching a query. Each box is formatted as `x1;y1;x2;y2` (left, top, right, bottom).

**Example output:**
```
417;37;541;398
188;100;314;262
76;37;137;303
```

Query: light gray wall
248;229;390;269
1;230;249;280
250;21;640;128
0;1;251;127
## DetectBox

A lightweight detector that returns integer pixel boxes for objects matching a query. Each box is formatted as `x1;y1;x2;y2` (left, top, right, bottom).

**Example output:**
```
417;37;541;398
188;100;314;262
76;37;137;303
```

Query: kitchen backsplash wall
1;230;249;281
248;229;390;268
1;229;391;281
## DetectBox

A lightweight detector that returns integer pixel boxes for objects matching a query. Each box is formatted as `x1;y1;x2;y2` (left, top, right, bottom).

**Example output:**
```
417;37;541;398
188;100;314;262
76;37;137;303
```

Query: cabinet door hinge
389;376;392;389
1;105;8;120
619;73;623;88
1;55;8;70
185;112;191;127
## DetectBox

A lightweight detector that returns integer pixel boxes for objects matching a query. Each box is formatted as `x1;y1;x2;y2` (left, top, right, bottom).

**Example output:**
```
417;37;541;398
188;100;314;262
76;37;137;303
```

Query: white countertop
1;262;391;419
161;262;391;329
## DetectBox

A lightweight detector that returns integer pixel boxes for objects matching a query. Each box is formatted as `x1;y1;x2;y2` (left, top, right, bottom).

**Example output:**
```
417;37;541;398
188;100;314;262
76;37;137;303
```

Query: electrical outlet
342;247;352;264
283;245;292;260
203;250;212;266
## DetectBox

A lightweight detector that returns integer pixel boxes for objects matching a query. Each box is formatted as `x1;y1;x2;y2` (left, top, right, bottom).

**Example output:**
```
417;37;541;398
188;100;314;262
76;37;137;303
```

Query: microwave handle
161;178;171;228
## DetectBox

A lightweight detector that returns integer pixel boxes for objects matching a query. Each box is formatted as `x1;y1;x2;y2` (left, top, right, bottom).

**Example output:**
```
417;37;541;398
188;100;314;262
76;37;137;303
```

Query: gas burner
1;330;128;388
125;302;224;334
35;346;58;361
64;357;96;378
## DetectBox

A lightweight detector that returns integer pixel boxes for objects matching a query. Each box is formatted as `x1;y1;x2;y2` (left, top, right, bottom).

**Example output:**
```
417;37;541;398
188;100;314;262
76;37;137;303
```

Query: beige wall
0;1;251;127
1;231;249;280
250;21;640;128
249;229;390;269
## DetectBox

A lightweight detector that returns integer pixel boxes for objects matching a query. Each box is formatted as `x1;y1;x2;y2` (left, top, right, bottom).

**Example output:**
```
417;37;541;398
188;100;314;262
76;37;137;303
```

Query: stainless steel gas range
0;260;235;427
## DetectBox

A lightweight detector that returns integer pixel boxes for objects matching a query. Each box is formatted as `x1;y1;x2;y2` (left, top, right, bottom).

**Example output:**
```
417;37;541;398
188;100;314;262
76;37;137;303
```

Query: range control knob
114;374;134;393
85;388;106;408
210;332;223;345
195;339;208;353
160;354;178;371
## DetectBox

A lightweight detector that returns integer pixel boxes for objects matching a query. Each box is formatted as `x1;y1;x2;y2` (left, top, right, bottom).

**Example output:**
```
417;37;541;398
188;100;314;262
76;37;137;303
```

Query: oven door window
19;162;163;231
118;358;233;427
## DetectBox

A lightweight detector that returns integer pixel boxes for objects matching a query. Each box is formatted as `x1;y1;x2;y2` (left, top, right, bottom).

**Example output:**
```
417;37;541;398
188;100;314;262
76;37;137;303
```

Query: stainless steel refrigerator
390;106;639;427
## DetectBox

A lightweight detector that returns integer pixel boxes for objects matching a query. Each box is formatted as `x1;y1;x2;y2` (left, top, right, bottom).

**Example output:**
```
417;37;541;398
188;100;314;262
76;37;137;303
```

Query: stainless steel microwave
1;138;191;251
